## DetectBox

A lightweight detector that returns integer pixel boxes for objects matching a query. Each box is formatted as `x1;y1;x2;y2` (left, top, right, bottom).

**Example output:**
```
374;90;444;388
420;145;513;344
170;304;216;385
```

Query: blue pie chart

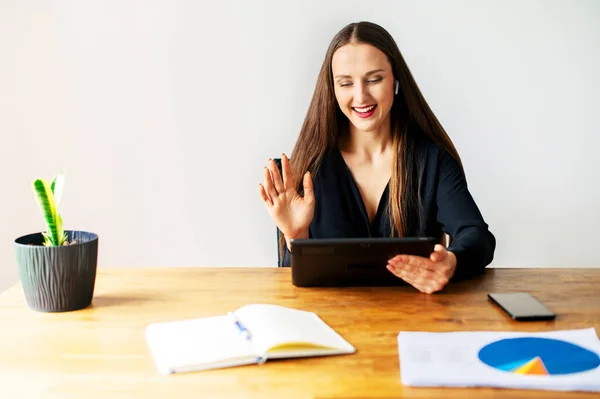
478;337;600;376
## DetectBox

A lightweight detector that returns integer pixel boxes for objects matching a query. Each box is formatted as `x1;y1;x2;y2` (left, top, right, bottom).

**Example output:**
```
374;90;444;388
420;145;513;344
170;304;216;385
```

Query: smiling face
332;43;396;134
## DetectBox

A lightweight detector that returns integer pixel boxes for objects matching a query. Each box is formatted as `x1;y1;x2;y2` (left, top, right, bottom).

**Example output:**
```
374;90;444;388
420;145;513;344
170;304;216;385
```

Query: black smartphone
488;292;556;321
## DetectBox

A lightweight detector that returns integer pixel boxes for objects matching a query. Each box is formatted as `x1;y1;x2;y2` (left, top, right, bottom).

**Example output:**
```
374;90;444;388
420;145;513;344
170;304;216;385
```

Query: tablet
290;237;438;287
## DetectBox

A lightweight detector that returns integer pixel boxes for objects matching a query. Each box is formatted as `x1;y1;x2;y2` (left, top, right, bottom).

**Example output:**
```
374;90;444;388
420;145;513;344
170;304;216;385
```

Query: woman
259;21;495;294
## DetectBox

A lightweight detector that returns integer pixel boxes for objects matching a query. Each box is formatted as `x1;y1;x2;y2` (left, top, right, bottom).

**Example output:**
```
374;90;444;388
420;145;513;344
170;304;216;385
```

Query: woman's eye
339;82;352;87
367;78;383;84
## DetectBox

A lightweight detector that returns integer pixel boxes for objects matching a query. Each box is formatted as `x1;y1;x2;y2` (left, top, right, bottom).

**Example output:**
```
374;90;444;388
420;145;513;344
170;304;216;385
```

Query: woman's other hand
387;244;457;294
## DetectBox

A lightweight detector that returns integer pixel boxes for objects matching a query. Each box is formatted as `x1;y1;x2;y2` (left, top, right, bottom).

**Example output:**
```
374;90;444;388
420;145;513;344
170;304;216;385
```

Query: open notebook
145;304;356;374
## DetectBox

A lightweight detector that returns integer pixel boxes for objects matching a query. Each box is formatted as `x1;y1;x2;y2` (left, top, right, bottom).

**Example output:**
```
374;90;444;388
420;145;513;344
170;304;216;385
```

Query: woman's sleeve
436;149;496;279
282;237;292;267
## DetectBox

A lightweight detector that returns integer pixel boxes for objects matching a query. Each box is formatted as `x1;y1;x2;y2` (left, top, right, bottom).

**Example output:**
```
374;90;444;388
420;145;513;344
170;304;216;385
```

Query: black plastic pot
15;231;99;312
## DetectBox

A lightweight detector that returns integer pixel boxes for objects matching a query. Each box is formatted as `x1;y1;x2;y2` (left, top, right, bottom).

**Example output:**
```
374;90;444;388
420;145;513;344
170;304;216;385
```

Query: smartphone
488;292;556;321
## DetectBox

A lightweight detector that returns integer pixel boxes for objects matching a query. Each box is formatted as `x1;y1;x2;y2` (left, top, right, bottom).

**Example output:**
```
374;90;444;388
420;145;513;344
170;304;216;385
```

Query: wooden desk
0;268;599;399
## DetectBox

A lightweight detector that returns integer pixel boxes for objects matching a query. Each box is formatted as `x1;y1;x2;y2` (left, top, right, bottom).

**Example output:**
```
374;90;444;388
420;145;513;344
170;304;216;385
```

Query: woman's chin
350;118;382;133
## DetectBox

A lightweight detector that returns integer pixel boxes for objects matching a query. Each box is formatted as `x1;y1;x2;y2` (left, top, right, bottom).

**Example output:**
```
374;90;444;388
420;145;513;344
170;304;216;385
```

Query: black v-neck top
281;137;496;280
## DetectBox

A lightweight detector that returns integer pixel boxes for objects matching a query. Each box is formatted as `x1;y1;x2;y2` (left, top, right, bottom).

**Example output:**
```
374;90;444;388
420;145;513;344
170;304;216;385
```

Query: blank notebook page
235;304;354;354
145;314;256;372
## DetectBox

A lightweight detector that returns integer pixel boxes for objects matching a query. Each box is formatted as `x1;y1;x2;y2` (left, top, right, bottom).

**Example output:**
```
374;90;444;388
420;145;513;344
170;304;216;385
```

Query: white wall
1;0;599;293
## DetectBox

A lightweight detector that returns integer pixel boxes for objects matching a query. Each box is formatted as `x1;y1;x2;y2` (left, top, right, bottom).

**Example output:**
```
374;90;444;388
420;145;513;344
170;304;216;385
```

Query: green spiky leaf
51;171;66;207
41;231;53;246
33;177;66;246
56;213;68;245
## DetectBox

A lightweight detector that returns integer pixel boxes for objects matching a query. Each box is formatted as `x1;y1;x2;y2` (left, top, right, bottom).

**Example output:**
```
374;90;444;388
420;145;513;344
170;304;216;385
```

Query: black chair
276;226;285;267
272;158;285;267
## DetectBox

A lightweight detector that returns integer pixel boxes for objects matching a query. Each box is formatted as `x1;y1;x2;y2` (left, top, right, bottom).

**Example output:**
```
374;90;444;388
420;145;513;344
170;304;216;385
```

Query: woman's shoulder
412;133;444;161
410;132;463;178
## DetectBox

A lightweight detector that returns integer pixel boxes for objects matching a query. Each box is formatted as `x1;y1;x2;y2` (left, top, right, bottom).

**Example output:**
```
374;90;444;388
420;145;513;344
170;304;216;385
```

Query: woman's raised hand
259;153;315;241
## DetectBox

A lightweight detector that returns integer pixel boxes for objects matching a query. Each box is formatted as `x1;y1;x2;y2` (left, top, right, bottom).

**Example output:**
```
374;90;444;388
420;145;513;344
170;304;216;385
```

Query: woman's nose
354;82;368;103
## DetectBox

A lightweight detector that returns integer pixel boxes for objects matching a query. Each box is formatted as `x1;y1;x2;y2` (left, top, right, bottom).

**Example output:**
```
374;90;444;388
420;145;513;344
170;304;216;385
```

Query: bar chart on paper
478;337;600;376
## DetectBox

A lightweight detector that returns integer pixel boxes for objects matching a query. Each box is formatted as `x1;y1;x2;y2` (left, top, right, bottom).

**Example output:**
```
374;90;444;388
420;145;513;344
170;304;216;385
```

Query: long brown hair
281;21;462;256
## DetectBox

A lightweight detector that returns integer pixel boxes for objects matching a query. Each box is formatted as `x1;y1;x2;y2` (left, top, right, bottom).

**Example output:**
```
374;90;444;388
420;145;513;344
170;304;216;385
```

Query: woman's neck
340;118;393;159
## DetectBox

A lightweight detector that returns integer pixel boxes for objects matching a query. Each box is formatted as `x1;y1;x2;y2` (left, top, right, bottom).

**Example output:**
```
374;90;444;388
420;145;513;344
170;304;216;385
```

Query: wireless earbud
394;80;399;95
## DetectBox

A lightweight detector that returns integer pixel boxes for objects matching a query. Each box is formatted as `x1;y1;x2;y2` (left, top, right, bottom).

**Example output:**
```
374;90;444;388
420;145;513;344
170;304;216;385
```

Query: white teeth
353;105;375;113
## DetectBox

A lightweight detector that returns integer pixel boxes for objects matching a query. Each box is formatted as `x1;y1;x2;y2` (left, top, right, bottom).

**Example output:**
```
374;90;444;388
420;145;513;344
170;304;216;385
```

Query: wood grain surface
0;267;599;399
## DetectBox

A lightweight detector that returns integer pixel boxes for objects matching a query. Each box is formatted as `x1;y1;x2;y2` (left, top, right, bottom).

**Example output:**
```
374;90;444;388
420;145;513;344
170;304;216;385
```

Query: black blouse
281;136;496;280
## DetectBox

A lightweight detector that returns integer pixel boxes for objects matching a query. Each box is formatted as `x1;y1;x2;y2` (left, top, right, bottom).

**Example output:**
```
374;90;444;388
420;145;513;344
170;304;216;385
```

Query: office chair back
273;158;285;267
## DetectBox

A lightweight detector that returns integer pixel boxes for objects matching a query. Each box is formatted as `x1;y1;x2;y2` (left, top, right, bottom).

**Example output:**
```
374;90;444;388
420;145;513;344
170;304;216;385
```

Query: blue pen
229;312;266;364
229;312;252;341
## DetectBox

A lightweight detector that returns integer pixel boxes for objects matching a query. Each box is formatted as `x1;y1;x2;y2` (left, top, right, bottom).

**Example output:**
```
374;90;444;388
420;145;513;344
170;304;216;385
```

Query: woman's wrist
285;229;309;251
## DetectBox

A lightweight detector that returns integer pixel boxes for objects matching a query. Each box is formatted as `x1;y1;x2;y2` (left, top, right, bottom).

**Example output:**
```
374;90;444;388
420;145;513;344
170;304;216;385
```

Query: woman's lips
352;104;377;119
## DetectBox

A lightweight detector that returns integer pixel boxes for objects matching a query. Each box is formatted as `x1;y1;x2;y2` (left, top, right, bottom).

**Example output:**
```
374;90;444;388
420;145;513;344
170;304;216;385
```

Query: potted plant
14;171;99;312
